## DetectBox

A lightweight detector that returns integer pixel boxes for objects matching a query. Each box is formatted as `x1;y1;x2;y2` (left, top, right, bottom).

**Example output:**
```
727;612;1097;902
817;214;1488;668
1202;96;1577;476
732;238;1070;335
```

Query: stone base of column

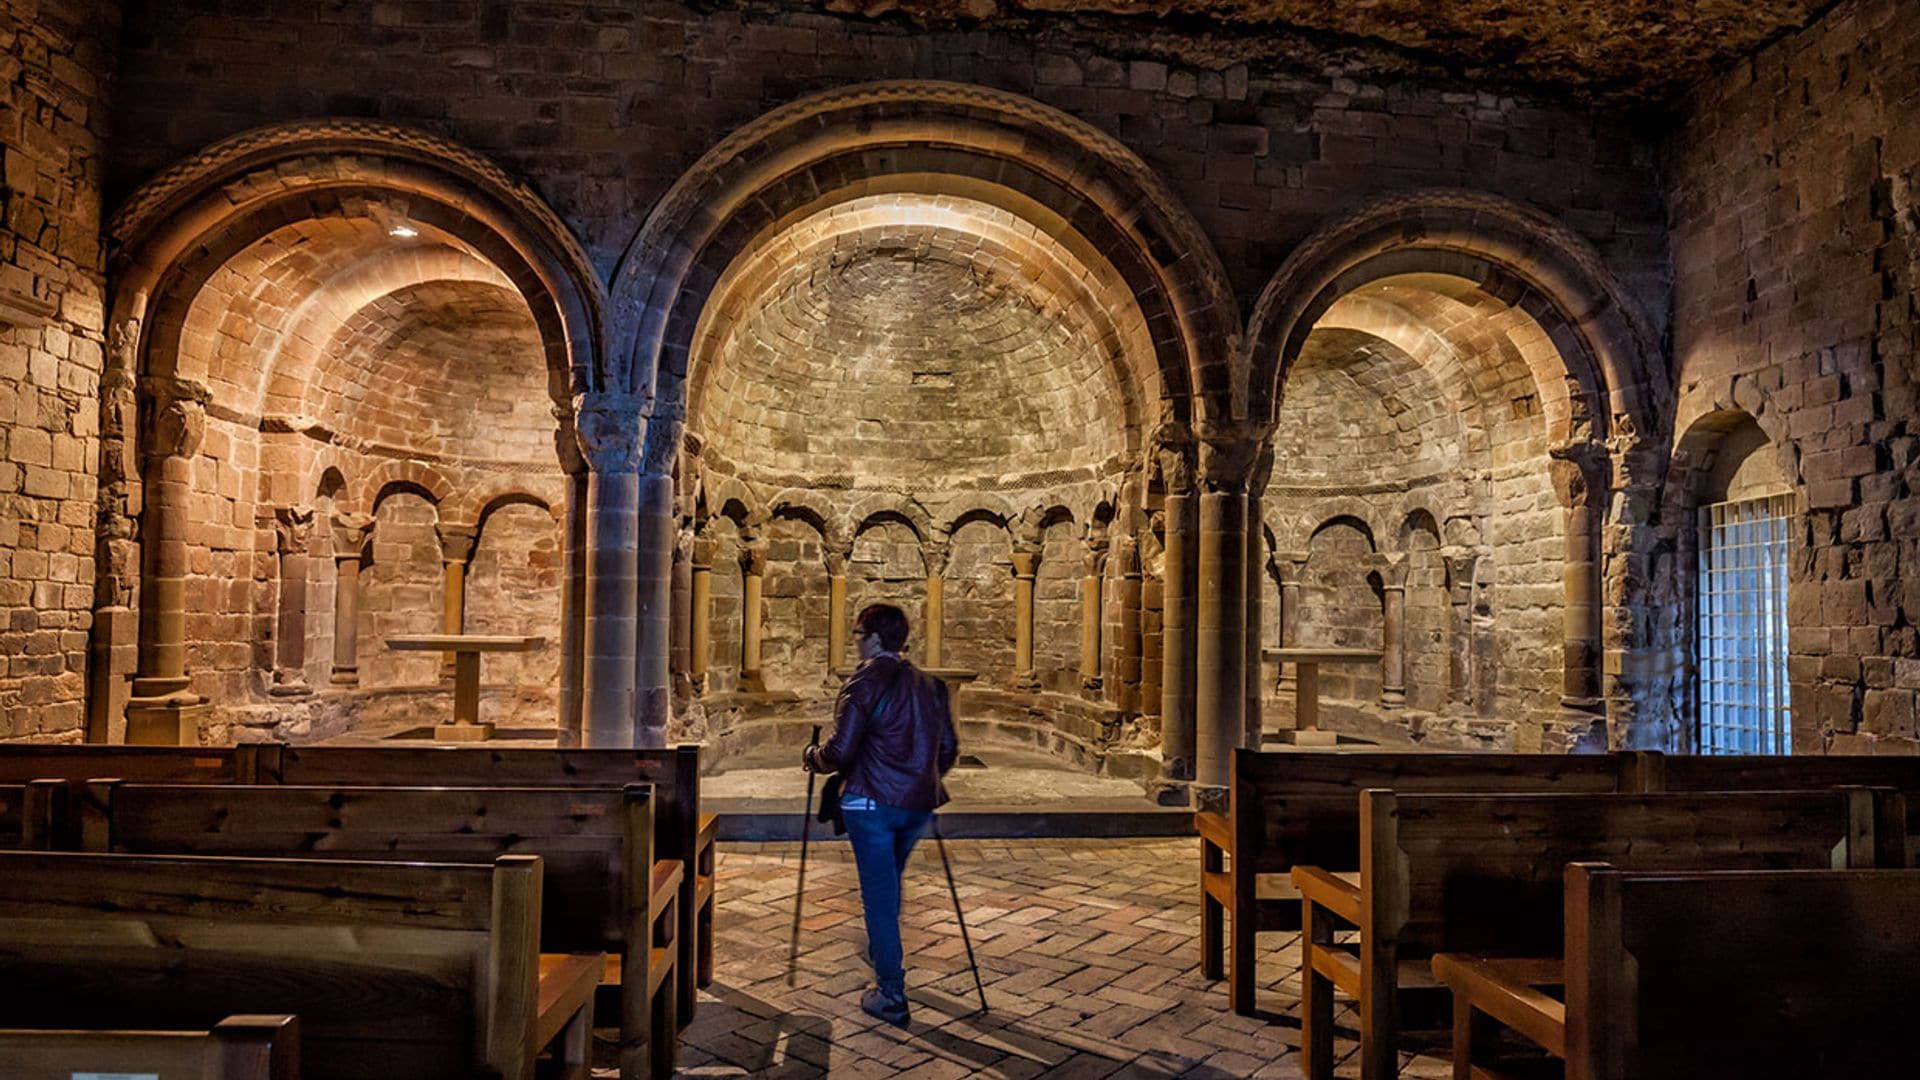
269;673;314;698
1190;783;1228;815
1146;777;1191;807
740;670;768;693
124;698;211;746
330;668;359;687
1381;689;1406;708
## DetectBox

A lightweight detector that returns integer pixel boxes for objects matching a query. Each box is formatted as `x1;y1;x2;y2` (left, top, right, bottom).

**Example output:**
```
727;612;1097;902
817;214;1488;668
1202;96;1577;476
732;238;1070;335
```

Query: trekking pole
932;814;988;1014
787;723;823;987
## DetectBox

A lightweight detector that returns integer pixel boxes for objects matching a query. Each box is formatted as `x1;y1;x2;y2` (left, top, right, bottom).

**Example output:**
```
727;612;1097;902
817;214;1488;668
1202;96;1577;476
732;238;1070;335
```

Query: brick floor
597;837;1452;1078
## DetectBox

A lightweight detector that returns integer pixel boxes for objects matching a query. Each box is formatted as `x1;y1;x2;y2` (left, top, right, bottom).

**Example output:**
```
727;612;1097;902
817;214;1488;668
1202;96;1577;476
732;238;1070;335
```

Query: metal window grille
1696;493;1793;755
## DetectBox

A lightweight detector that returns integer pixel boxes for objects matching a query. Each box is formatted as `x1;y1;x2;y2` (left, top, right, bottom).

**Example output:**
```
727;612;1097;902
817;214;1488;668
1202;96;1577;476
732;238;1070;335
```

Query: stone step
710;798;1195;841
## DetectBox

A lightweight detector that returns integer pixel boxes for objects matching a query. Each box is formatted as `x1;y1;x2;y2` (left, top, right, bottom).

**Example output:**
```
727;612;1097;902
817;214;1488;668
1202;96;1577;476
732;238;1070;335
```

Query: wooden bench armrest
652;858;686;915
1194;810;1232;851
1290;864;1361;923
1431;953;1567;1058
535;952;605;1049
697;811;718;849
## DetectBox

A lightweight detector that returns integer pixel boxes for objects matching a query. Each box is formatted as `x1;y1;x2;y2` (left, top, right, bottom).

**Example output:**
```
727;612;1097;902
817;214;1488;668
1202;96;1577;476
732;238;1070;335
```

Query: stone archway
1244;190;1672;750
99;120;602;744
598;81;1243;759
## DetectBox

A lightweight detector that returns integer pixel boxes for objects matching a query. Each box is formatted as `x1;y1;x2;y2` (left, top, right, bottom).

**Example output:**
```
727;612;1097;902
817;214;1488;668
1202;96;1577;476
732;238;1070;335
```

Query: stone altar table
385;634;545;741
1264;646;1384;746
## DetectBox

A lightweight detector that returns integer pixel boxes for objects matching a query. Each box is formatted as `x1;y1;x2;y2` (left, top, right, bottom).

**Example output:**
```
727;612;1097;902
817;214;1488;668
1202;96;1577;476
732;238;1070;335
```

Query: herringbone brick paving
600;838;1451;1078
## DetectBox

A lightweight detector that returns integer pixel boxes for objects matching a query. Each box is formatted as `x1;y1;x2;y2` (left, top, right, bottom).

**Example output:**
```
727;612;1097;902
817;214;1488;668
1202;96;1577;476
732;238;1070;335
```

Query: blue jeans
841;797;932;995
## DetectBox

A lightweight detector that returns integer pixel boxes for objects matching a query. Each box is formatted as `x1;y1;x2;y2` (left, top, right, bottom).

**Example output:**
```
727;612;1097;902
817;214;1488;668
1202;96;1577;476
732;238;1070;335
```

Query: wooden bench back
0;744;253;783
1230;749;1628;873
1565;863;1920;1080
0;1014;299;1080
1367;788;1875;961
0;849;542;1080
80;781;653;959
0;783;22;848
1632;751;1920;793
264;744;701;861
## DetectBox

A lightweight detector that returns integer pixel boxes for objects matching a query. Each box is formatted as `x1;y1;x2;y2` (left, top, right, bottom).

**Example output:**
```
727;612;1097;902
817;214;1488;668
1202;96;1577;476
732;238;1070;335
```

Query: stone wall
1663;0;1920;753
105;2;1671;330
0;0;115;742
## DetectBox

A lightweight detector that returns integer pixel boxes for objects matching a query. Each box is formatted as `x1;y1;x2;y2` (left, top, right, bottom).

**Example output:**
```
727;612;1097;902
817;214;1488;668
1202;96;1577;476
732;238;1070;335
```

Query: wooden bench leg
1229;865;1258;1016
651;963;679;1080
698;892;715;988
1450;987;1488;1080
1201;838;1224;981
1301;899;1335;1080
1361;944;1397;1080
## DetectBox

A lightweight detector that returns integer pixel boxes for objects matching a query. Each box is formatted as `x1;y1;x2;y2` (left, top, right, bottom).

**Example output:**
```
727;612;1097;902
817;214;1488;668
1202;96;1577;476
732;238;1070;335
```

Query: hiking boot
860;985;910;1028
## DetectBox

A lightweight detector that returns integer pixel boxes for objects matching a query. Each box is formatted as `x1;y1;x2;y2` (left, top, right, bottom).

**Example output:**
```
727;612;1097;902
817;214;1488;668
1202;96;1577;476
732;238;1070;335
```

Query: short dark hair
853;603;910;652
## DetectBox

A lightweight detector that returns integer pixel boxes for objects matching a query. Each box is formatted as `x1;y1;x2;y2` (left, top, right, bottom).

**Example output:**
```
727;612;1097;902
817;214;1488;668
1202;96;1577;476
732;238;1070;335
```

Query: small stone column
1243;447;1272;747
689;537;713;689
1160;493;1198;782
435;523;477;676
1444;548;1478;707
574;393;643;748
1277;553;1306;694
329;513;373;687
923;542;948;670
826;550;849;679
1551;443;1607;713
633;464;677;742
1381;555;1408;708
1113;535;1143;712
1010;546;1039;684
270;506;316;696
1194;427;1258;795
126;381;211;744
1080;538;1107;691
670;525;693;690
740;539;768;692
556;468;588;742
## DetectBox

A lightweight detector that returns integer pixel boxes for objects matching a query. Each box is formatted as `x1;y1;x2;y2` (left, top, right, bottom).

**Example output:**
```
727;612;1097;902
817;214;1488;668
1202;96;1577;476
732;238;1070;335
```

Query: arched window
1694;418;1793;754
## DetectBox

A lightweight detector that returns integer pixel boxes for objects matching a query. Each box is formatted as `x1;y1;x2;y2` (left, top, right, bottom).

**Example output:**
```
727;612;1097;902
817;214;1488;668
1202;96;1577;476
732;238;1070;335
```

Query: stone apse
93;83;1724;793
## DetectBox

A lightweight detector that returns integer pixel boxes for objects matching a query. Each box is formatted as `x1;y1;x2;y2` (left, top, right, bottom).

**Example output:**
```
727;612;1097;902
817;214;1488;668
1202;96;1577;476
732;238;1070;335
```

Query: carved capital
331;511;374;559
824;549;847;577
923;538;951;577
1150;420;1195;493
1549;440;1611;508
740;542;769;577
272;505;316;556
141;377;210;462
437;523;478;564
1379;552;1409;589
572;393;645;475
691;536;716;569
1114;533;1142;579
1009;548;1039;579
641;412;684;477
1195;421;1269;494
1083;535;1110;576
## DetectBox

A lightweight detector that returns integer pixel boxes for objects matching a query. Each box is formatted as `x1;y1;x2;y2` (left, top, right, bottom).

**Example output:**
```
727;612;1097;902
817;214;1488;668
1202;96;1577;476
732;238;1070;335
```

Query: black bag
814;664;907;836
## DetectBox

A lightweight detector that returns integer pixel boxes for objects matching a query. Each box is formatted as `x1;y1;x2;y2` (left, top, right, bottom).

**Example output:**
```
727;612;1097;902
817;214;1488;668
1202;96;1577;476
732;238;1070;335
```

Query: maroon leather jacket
813;653;958;811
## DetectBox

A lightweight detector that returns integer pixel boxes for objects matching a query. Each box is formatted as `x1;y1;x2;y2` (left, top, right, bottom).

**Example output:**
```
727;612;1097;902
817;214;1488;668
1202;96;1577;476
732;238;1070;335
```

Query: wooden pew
1199;748;1631;1014
0;743;256;783
1436;863;1920;1080
257;742;715;1022
0;849;595;1080
1292;788;1876;1080
0;1014;299;1080
1628;750;1920;793
78;780;679;1080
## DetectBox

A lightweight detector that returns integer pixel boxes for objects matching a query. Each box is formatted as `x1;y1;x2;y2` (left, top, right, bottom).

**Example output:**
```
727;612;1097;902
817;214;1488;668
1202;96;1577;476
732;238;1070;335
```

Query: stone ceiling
797;0;1836;101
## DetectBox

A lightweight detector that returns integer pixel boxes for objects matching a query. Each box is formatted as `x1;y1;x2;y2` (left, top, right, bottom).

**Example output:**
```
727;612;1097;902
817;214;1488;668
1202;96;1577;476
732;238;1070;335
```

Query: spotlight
388;224;419;239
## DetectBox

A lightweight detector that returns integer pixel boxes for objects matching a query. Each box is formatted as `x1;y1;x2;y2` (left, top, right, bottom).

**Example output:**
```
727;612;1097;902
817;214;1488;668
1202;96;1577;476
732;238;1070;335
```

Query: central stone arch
596;80;1242;755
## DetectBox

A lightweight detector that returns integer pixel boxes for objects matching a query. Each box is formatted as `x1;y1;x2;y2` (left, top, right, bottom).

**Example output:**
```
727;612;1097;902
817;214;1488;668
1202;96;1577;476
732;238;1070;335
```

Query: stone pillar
826;551;849;678
1381;555;1408;708
329;513;373;687
1160;493;1197;781
632;472;675;742
1140;525;1164;721
435;523;477;676
1444;548;1478;707
126;382;210;744
574;394;643;748
270;506;316;696
1243;447;1273;747
1551;443;1608;713
739;538;768;692
557;468;588;742
670;525;692;692
1010;547;1039;683
690;537;713;689
1080;538;1107;691
1277;553;1306;693
1194;427;1259;795
1113;535;1143;712
924;542;947;669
